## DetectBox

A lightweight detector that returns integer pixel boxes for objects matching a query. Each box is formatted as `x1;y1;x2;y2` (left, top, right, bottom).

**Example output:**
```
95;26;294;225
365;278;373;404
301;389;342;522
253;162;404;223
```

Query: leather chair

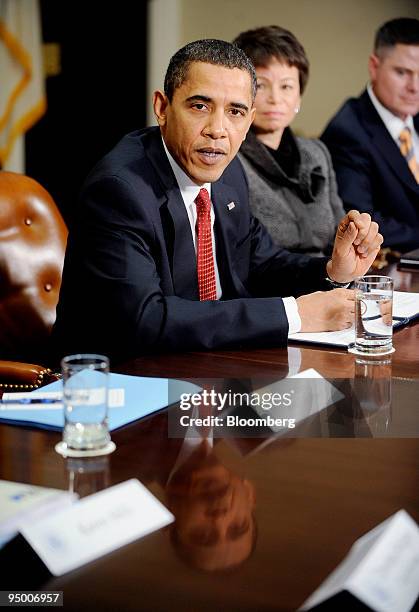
0;171;68;390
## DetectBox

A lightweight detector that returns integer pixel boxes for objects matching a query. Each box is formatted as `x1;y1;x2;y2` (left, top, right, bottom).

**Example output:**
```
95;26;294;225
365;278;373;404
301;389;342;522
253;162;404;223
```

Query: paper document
299;509;419;612
0;373;201;431
0;388;124;410
399;248;419;268
20;479;174;576
0;480;76;548
226;369;344;456
289;291;419;348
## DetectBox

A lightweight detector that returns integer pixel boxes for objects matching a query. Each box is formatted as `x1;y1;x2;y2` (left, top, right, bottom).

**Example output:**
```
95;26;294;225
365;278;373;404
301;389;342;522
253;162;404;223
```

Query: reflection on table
0;263;418;610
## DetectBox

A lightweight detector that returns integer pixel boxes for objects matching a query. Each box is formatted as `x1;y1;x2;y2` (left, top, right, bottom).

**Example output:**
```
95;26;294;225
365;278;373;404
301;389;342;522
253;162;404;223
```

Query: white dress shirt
162;138;302;333
367;84;419;161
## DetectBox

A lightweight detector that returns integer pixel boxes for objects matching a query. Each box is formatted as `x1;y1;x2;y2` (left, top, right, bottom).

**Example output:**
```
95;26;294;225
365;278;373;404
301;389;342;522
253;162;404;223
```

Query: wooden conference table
0;264;418;611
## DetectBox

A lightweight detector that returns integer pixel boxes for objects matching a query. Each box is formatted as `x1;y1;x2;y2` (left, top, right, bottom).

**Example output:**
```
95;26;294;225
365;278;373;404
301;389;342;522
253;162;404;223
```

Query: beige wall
149;0;418;136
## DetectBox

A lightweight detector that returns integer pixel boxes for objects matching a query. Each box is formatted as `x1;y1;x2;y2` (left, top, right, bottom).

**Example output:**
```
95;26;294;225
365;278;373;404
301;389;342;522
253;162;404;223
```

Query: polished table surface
1;265;418;611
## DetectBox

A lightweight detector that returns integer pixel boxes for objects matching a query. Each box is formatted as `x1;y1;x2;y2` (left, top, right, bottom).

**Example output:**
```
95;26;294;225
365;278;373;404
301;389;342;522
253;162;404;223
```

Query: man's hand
327;211;383;283
380;298;393;326
296;289;355;332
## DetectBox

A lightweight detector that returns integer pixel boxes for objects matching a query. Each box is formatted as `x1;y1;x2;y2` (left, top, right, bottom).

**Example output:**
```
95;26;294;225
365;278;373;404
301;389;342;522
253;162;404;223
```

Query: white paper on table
20;479;174;576
299;509;419;612
0;480;76;547
251;369;344;433
289;291;419;348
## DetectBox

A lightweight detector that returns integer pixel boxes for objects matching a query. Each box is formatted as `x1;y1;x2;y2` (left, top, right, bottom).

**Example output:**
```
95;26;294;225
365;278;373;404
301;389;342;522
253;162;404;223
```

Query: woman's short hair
233;25;310;94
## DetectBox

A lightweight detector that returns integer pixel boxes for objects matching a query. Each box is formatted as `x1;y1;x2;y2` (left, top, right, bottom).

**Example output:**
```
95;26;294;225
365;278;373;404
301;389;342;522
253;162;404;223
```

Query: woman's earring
294;107;300;114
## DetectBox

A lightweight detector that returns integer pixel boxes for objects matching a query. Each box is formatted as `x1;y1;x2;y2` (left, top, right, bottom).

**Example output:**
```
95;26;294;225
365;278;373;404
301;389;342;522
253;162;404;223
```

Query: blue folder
0;373;200;431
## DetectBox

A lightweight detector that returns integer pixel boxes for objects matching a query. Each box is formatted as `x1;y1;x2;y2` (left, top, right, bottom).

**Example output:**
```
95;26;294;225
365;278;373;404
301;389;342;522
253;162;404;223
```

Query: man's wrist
325;276;351;289
326;260;352;286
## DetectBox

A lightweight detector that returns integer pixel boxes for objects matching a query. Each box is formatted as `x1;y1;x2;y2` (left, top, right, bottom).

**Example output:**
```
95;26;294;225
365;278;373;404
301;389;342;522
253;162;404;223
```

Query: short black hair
164;39;257;102
233;25;309;94
374;17;419;55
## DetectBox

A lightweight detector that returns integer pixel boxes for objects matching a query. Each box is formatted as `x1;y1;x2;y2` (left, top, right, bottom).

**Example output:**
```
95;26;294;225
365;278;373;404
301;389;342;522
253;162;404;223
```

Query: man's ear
243;107;257;141
368;53;380;83
153;90;169;126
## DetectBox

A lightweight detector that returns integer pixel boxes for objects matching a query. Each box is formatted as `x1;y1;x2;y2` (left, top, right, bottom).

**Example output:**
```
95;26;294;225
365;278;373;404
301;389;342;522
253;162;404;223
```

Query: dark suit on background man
52;127;329;361
321;91;419;251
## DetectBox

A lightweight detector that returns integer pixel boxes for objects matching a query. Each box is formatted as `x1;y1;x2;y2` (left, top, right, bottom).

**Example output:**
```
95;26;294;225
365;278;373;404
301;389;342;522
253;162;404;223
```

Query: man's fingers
352;212;372;245
332;288;355;329
335;220;358;255
340;209;363;232
359;233;384;260
337;211;359;236
375;233;384;250
337;209;383;260
356;221;380;257
298;289;358;332
339;210;372;246
356;221;378;250
335;314;354;330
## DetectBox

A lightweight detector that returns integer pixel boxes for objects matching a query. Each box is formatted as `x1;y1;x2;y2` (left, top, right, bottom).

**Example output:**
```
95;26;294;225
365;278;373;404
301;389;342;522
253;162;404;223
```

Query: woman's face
253;58;301;135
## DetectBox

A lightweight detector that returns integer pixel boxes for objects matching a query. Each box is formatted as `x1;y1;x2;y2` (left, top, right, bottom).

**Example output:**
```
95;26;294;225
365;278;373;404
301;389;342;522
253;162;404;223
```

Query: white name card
300;510;419;612
252;369;344;432
20;479;174;576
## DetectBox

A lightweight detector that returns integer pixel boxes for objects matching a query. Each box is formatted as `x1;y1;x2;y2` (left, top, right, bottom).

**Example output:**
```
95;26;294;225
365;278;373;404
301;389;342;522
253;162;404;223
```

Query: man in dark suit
53;40;382;362
322;18;419;252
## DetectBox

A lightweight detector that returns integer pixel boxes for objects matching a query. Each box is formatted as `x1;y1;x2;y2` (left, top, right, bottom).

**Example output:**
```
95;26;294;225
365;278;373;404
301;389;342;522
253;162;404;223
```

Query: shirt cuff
283;296;302;335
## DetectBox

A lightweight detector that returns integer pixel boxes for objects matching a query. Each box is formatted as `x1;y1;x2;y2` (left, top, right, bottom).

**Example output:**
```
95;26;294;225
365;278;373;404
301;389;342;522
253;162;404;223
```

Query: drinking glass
61;354;110;451
354;276;393;355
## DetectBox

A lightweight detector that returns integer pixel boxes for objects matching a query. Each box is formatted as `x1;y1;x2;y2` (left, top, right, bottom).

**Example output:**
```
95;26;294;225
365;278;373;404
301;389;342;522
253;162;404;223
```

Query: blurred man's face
167;447;256;570
369;44;419;119
153;61;255;185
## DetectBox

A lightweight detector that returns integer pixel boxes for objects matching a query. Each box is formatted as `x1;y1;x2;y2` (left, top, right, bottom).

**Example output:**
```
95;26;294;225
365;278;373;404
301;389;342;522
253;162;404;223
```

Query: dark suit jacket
321;90;419;251
52;127;329;362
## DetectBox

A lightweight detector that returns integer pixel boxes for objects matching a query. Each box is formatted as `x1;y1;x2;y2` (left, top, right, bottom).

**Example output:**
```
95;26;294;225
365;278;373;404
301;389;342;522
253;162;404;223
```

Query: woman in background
234;25;344;256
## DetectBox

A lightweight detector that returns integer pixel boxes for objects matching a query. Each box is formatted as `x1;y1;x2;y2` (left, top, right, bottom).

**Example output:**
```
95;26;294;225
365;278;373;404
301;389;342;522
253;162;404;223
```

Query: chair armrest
0;361;59;391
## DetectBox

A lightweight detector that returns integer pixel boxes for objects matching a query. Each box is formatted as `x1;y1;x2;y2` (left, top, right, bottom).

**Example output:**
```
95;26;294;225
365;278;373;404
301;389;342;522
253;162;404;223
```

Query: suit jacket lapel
211;180;245;297
359;91;419;193
144;128;199;300
166;189;199;299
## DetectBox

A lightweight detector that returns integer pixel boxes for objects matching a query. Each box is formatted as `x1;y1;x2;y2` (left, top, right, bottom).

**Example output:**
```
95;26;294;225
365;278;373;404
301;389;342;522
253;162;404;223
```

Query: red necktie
195;188;217;301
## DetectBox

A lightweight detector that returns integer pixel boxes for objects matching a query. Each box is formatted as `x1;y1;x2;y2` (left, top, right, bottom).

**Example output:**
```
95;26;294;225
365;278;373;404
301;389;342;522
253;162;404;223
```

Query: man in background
321;18;419;253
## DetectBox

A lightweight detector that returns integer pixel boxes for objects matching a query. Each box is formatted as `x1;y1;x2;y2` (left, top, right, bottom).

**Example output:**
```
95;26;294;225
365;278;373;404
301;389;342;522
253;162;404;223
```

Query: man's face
170;467;255;570
369;44;419;120
167;446;256;570
154;62;255;185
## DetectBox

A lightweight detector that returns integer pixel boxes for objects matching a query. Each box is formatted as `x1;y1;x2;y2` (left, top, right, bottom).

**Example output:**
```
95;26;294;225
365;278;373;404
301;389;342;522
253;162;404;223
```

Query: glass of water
61;354;110;452
354;276;394;355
